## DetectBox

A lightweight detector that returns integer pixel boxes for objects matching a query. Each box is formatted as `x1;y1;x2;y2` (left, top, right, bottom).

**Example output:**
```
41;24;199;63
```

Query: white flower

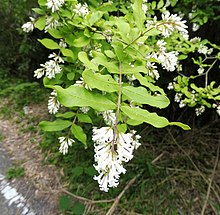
158;51;178;72
192;23;200;32
146;62;160;80
167;82;175;90
92;127;141;192
49;52;64;63
197;67;204;75
59;39;67;48
74;77;91;90
142;3;148;13
190;37;201;44
198;44;209;55
74;3;89;17
157;40;167;52
159;11;188;37
102;110;116;126
44;16;61;32
164;0;171;8
34;68;45;79
43;60;62;79
80;107;90;114
195;106;205;116
58;136;75;155
46;0;64;12
22;17;35;33
174;93;183;103
179;100;186;108
216;105;220;116
48;90;60;114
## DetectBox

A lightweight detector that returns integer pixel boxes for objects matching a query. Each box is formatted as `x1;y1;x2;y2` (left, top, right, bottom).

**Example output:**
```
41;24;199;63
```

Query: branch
112;62;123;151
106;176;137;215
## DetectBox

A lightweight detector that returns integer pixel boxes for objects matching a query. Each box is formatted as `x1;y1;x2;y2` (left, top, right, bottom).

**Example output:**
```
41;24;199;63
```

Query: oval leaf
122;86;170;108
121;106;169;128
39;119;72;131
49;85;116;111
78;52;98;71
38;38;60;50
82;70;119;92
71;124;87;147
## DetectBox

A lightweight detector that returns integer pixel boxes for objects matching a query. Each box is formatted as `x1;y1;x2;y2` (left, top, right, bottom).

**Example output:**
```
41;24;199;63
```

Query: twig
106;176;137;215
151;152;164;164
112;62;123;151
201;143;220;215
61;189;115;204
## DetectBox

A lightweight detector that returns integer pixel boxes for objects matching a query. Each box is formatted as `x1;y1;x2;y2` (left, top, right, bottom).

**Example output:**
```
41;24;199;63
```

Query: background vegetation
0;0;219;214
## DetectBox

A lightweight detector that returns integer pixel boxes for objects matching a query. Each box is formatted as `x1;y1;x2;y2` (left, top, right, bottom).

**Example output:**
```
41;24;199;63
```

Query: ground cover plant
17;0;220;214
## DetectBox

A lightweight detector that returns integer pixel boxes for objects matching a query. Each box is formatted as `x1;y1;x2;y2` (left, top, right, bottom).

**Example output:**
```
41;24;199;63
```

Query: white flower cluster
158;11;188;38
213;104;220;116
74;3;89;17
92;127;141;192
146;62;160;80
34;53;64;79
197;67;204;75
44;16;61;32
195;106;205;116
192;23;200;32
148;40;178;72
22;17;35;33
102;110;116;126
198;44;213;55
142;0;148;14
46;0;65;13
48;90;60;114
58;136;75;155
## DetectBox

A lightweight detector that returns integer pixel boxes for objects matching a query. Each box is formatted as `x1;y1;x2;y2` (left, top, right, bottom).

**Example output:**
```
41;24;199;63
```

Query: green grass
6;165;25;179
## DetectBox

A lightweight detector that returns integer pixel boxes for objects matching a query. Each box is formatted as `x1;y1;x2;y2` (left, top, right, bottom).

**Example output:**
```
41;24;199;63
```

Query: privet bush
22;0;220;192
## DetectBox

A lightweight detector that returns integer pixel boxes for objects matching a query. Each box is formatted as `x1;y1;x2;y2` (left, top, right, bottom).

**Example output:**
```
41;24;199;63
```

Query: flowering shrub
22;0;220;192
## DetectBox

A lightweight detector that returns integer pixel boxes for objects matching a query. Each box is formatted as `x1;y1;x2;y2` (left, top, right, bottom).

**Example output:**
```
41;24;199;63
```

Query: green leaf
47;29;62;39
157;0;164;9
121;106;169;128
59;195;72;212
135;73;165;94
133;0;146;30
39;120;72;131
122;86;170;108
38;38;60;50
77;114;93;123
67;72;75;80
43;72;63;85
118;124;127;133
104;50;116;58
61;48;75;59
56;112;75;119
78;52;98;71
71;124;87;147
88;11;104;26
72;203;85;215
35;17;46;30
32;8;45;15
50;85;116;111
72;166;84;177
82;70;119;92
91;33;105;40
38;0;46;6
73;36;90;47
169;122;191;130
